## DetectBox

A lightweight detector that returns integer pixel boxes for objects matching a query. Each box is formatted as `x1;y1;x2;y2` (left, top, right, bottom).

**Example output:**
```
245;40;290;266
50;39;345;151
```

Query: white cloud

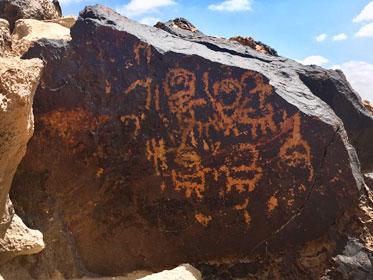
356;22;373;37
316;33;327;42
332;33;348;41
332;61;373;101
208;0;252;12
298;55;329;66
139;17;161;26
353;1;373;23
117;0;176;17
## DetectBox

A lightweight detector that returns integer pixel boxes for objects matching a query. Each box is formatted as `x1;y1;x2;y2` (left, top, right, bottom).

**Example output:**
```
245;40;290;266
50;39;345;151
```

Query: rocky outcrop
0;0;61;31
0;56;44;264
44;16;77;29
0;19;11;55
155;18;201;35
11;18;70;56
364;100;373;115
155;18;278;57
332;238;373;279
229;36;278;56
7;5;370;278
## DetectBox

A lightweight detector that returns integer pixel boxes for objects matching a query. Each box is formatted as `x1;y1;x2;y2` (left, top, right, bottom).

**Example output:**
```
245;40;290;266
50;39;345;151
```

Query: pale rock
0;213;44;262
0;0;61;31
11;18;70;55
45;16;77;29
0;19;11;56
0;56;44;263
139;264;202;280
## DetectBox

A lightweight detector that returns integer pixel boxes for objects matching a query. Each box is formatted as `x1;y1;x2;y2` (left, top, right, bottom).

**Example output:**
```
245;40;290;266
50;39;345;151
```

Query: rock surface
333;238;373;280
11;18;70;55
157;18;373;174
0;0;61;31
140;264;202;280
229;36;278;56
154;18;279;57
0;55;44;264
0;213;44;262
0;19;11;55
44;16;77;29
8;5;368;278
297;68;373;172
364;100;373;115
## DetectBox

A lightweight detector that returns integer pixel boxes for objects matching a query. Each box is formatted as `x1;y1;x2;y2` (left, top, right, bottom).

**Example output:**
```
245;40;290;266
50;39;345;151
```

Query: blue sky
59;0;373;101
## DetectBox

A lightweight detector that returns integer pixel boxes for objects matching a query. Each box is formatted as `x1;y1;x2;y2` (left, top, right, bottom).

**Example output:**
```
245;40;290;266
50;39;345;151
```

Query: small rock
363;100;373;116
0;214;45;263
140;264;202;280
229;36;278;56
334;238;373;280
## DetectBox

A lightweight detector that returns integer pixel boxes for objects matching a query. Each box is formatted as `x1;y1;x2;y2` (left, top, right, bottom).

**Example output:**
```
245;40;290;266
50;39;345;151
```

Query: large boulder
0;0;61;31
155;17;373;174
10;5;366;277
0;56;44;263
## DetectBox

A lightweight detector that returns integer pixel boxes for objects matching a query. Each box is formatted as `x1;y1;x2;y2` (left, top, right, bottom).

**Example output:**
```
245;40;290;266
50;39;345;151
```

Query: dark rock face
157;18;373;174
0;0;61;31
10;4;367;277
155;18;203;37
155;18;278;57
298;68;373;173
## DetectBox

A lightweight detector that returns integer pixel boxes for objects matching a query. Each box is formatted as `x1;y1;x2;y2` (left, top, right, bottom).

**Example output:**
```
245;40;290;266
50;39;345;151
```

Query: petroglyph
146;138;168;176
134;41;152;65
279;112;314;181
118;65;314;224
234;198;251;225
195;213;212;226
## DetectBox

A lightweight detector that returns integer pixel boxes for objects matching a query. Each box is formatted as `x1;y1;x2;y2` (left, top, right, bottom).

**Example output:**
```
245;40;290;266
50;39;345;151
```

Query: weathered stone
154;18;204;37
0;56;44;263
0;18;11;56
0;213;44;262
45;16;77;29
0;56;43;222
155;18;279;57
297;68;373;172
229;36;278;56
0;0;61;31
363;100;373;116
333;239;373;280
140;264;202;280
11;18;70;56
11;5;365;277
